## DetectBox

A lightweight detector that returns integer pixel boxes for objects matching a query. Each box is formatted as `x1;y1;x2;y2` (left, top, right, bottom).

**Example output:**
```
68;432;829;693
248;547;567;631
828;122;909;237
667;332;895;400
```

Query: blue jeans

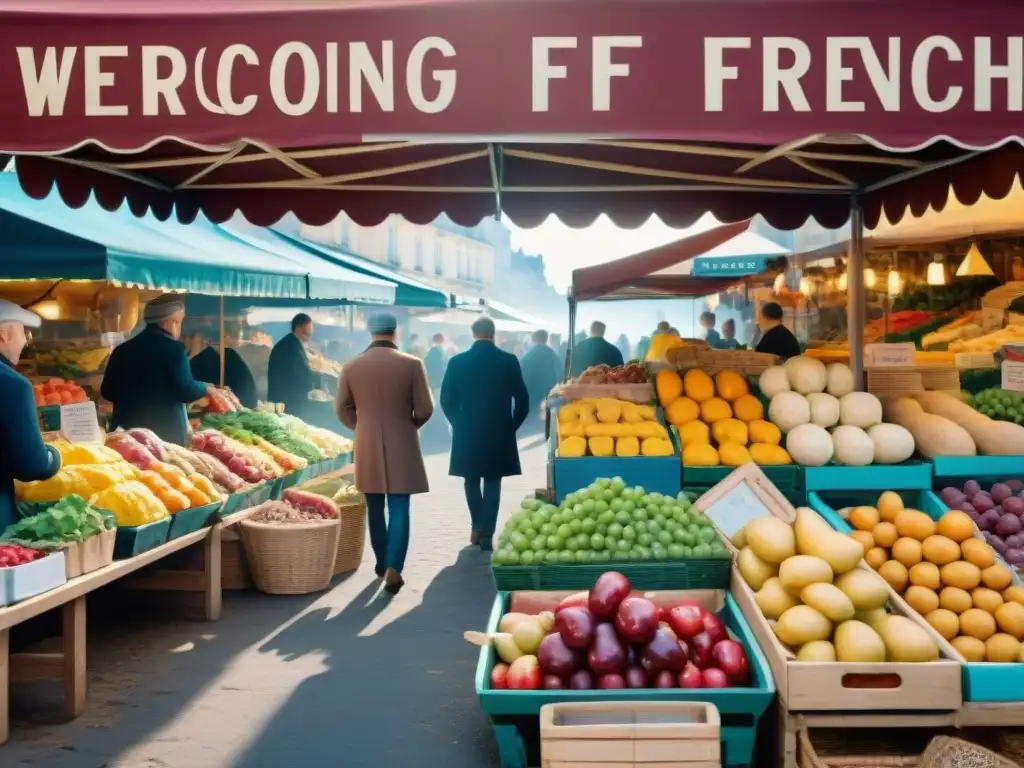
364;493;410;575
465;478;501;540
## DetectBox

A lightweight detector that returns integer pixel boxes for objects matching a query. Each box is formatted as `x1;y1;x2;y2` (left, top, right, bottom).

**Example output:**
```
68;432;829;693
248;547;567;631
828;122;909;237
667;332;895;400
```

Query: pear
512;618;546;655
492;633;525;664
537;611;556;633
498;612;531;634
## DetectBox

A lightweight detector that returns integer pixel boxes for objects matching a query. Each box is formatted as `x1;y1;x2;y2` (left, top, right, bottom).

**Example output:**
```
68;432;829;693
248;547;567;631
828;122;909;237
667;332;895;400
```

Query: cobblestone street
4;437;549;768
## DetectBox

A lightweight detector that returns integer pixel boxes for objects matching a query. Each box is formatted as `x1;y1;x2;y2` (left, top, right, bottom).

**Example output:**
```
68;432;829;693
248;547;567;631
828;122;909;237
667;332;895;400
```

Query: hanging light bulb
837;272;848;291
29;299;62;321
887;269;902;297
706;293;720;310
927;258;946;286
799;276;811;295
864;268;877;289
773;273;785;293
956;242;995;277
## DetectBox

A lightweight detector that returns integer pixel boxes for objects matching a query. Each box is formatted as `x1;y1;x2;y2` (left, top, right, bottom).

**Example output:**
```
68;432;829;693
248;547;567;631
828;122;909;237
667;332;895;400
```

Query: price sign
703;482;770;539
865;343;915;367
100;332;125;348
1003;360;1024;392
59;401;103;443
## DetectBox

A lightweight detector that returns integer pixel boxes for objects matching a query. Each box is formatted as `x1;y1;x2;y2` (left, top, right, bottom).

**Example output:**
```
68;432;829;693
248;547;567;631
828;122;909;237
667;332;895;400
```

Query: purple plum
996;513;1022;538
964;480;982;497
1007;479;1024;493
1005;497;1024;518
940;487;967;508
978;508;1002;532
986;532;1009;556
1005;548;1024;567
993;483;1014;504
973;493;995;514
1006;534;1024;550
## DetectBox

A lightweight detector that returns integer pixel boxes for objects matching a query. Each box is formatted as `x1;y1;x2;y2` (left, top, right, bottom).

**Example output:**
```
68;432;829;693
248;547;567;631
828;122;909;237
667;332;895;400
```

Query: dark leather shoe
374;564;385;579
384;567;404;595
470;530;482;545
478;538;493;552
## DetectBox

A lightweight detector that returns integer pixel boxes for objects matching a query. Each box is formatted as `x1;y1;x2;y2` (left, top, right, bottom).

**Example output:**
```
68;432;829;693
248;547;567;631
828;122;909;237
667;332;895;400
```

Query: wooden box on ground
695;464;962;713
476;590;774;768
540;701;720;768
61;528;115;578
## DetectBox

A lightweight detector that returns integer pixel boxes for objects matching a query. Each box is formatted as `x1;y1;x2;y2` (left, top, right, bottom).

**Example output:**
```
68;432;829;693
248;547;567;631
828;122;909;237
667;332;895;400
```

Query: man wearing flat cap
101;294;215;446
335;313;434;595
0;300;62;531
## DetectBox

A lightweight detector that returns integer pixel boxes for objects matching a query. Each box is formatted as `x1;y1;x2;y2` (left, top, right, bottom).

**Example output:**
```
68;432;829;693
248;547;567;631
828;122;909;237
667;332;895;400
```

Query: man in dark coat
519;329;561;432
0;301;61;531
267;313;319;418
755;302;802;359
570;321;624;378
101;295;213;446
441;316;529;551
422;332;450;446
188;321;259;409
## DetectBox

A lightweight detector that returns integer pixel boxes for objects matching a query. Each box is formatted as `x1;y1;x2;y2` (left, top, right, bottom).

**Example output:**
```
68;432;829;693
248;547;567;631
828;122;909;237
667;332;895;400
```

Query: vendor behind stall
0;301;61;530
188;320;258;409
101;295;214;445
268;313;320;418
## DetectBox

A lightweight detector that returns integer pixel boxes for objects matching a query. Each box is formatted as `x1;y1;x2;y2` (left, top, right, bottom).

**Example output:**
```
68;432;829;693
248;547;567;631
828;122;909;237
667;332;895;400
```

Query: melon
826;363;855;398
758;366;791;399
786;423;834;467
832;425;875;466
769;391;811;433
866;423;915;464
807;393;841;428
785;356;828;395
839;392;883;429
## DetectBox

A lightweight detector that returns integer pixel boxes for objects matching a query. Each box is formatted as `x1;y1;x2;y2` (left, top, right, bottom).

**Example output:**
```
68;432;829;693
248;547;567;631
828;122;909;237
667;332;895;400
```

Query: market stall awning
0;174;309;298
2;1;1024;231
414;308;540;334
572;220;764;300
219;219;395;303
272;230;447;308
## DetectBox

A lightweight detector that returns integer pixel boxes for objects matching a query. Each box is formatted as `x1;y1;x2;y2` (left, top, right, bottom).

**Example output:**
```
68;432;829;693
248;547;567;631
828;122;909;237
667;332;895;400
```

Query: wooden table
0;515;243;745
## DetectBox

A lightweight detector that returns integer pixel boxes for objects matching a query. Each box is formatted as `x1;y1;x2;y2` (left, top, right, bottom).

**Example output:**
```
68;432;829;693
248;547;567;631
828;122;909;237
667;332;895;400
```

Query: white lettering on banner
763;37;810;112
141;46;186;116
592;36;643;111
12;34;1024;119
532;37;577;112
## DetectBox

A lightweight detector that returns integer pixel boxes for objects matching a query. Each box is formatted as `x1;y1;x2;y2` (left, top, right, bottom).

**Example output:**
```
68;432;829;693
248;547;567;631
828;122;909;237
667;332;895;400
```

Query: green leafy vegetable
4;494;115;549
203;412;324;463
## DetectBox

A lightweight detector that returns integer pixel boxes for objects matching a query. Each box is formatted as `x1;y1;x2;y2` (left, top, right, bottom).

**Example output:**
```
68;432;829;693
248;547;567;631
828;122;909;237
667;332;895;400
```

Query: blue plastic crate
809;489;1024;703
803;462;932;492
475;591;775;768
167;501;219;540
113;517;171;559
548;406;681;503
931;455;1024;481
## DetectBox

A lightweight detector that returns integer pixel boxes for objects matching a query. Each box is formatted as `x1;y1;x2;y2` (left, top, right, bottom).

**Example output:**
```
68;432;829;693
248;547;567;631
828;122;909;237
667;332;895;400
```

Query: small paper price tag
100;332;125;348
703;482;770;539
865;342;915;367
1003;360;1024;392
59;401;103;443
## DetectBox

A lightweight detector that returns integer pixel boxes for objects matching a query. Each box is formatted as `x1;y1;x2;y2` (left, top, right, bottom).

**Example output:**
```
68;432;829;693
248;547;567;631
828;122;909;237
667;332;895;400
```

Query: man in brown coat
335;313;434;594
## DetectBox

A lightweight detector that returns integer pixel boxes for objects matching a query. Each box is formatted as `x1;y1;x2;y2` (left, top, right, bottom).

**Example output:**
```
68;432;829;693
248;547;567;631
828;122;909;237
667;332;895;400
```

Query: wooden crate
540;701;720;768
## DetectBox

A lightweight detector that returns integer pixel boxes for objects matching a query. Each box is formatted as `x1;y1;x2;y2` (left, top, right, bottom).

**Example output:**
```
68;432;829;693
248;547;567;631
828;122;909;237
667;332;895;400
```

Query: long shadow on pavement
232;547;500;768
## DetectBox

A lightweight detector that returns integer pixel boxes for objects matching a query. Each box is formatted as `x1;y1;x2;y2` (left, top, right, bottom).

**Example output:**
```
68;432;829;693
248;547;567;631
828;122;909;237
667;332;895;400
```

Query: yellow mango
683;442;720;466
678;420;711;447
733;394;765;423
596;401;623;424
715;369;749;401
558;436;587;457
749;443;793;465
700;397;733;424
683;369;716;402
616;436;640;457
584;423;618;438
712;418;748;446
665;396;700;427
633;421;669;440
557;404;579;423
560;421;585;438
749;419;782;446
656;370;684;407
719;442;753;467
636;405;657;421
589;436;615;457
621;403;643;423
641;437;674;457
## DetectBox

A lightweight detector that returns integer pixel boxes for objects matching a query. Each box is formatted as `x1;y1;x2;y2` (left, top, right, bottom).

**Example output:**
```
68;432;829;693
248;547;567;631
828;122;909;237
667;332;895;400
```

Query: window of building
386;219;398;266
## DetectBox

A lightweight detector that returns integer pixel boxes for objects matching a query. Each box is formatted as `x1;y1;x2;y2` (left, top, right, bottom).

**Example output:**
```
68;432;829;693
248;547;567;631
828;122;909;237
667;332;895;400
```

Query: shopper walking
334;313;434;595
519;329;561;433
102;295;214;446
423;333;450;447
441;317;529;551
0;301;61;531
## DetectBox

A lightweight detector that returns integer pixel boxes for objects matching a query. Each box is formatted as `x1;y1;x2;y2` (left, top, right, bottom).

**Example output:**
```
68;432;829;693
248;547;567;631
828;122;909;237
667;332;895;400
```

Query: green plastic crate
491;557;730;591
475;591;775;768
167;501;220;540
113;517;171;558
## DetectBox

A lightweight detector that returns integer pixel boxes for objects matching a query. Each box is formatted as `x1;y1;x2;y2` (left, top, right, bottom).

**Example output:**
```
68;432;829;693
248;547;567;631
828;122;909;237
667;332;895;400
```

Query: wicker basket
796;720;929;768
334;497;367;576
239;518;340;595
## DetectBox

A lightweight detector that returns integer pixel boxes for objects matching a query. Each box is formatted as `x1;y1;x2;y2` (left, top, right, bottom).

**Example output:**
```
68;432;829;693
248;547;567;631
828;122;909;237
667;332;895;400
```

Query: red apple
557;591;590;614
700;612;727;645
507;655;542;690
689;632;714;669
667;604;705;639
712;640;750;685
542;674;566;690
659;622;678;642
490;663;510;689
678;662;703;689
652;670;677;688
701;667;730;688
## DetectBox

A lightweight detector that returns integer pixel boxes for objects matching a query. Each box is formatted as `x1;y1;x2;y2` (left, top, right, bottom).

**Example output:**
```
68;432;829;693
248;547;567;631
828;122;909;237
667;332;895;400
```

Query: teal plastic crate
279;465;316;491
491;557;730;592
809;489;1024;703
215;483;276;519
803;462;932;492
113;517;171;558
167;501;219;540
684;464;803;493
475;591;775;768
931;455;1024;481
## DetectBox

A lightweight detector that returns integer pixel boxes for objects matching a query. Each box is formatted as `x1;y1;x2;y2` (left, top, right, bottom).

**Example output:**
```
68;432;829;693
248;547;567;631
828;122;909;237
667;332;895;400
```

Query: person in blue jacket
441;316;530;551
0;301;61;531
101;295;214;447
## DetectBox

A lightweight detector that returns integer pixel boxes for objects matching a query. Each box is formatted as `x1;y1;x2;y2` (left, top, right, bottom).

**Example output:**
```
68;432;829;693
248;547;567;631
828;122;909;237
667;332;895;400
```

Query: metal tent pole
847;196;866;390
565;293;576;382
218;295;226;387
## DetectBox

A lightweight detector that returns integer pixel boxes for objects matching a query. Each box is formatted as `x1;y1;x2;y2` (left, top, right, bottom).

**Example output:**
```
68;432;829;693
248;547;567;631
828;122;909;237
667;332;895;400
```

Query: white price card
100;332;124;348
703;482;770;539
59;401;103;443
865;342;915;367
1003;360;1024;393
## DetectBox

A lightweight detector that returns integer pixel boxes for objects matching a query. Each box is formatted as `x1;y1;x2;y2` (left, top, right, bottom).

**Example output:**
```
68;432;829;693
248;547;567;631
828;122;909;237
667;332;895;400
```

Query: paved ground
4;435;549;768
